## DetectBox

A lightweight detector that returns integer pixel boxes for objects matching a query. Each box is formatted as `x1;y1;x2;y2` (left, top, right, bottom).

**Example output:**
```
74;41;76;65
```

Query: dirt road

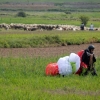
0;43;100;57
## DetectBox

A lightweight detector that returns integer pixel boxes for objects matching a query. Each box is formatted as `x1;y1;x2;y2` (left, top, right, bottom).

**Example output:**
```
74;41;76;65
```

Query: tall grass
0;56;100;100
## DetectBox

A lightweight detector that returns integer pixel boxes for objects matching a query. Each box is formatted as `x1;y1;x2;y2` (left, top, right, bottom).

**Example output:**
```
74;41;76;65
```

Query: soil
0;43;100;58
0;2;100;11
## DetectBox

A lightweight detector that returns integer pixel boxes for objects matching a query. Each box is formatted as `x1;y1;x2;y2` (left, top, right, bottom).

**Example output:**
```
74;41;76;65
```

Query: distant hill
0;0;100;3
0;0;100;12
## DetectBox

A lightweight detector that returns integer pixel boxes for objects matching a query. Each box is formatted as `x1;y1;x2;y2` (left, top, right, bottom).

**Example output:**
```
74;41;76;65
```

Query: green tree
79;15;89;26
17;12;26;17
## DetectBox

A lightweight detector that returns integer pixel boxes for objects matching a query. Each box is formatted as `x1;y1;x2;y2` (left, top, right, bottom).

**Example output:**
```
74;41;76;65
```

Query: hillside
0;0;100;3
0;0;100;12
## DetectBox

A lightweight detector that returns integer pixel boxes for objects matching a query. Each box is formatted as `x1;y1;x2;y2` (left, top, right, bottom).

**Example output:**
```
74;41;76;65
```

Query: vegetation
0;12;100;27
0;0;100;12
79;15;89;26
0;54;100;99
0;0;100;99
16;12;26;17
0;30;100;48
0;0;100;3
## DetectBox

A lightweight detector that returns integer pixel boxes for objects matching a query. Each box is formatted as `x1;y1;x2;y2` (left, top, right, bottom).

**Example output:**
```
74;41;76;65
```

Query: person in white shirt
89;23;94;30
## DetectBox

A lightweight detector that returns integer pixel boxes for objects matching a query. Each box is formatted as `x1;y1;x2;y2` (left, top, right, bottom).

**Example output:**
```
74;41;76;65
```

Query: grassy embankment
0;30;100;48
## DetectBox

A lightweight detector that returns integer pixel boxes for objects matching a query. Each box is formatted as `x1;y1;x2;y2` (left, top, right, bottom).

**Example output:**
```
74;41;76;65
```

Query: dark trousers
82;65;97;76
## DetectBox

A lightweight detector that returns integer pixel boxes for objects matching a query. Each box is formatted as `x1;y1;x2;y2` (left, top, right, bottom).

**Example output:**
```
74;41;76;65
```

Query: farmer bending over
81;45;97;76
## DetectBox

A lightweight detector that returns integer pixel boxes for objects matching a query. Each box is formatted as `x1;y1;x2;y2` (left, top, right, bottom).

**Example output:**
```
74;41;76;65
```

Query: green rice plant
0;40;10;48
0;30;100;48
0;55;100;100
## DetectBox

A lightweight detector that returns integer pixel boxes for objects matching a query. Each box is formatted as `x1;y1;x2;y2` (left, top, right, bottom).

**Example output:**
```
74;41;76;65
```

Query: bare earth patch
0;43;100;57
45;88;100;96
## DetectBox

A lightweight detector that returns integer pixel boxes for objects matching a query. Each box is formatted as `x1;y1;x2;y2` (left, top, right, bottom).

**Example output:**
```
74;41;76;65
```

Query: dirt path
0;43;100;57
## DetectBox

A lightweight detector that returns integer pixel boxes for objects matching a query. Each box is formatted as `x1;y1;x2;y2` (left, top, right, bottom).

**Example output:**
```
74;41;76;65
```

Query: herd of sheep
0;23;100;31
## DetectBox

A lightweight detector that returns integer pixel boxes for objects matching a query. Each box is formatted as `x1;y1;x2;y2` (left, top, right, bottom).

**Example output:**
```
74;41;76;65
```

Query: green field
0;30;100;48
0;51;100;100
0;29;100;100
0;0;100;99
0;0;100;26
0;12;100;27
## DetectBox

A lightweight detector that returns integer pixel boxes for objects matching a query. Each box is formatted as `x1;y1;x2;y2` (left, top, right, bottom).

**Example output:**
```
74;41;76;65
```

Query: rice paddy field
0;30;100;100
0;0;100;99
0;48;100;100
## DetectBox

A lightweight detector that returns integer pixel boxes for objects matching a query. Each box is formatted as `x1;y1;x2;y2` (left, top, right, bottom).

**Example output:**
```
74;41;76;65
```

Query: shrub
64;11;71;14
79;15;89;26
16;11;26;17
